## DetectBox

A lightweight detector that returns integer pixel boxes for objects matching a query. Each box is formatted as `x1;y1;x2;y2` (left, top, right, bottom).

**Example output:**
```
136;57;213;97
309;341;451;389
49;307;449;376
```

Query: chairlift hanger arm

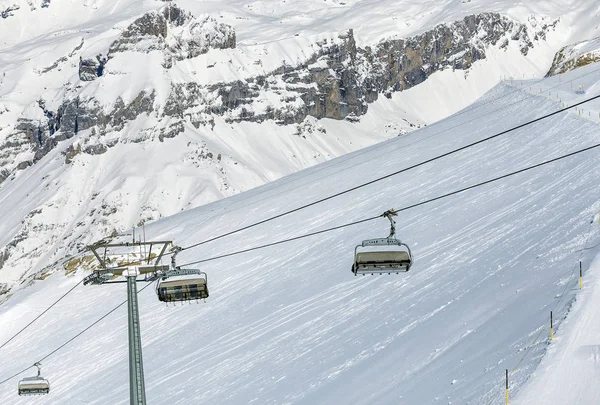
382;209;398;218
170;245;183;269
382;209;398;238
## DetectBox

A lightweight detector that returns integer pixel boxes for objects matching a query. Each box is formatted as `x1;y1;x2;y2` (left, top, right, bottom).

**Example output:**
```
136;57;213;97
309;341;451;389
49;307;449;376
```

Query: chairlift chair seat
356;251;411;265
353;250;412;275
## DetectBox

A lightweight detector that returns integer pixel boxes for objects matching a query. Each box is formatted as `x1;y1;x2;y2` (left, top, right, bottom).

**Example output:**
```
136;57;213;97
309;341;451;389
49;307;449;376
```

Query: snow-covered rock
546;36;600;76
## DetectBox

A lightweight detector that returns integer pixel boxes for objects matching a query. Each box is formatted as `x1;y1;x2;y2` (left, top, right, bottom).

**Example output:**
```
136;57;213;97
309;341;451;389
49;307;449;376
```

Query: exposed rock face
1;4;20;18
0;90;156;175
166;13;236;59
162;12;557;123
546;36;600;76
0;10;557;183
106;4;236;67
63;143;81;164
0;119;46;179
286;13;555;121
79;55;107;81
109;12;168;54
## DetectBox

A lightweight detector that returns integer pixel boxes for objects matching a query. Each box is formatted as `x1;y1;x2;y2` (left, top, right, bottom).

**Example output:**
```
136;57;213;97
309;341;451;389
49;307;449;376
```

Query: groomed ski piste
513;251;600;405
0;65;600;404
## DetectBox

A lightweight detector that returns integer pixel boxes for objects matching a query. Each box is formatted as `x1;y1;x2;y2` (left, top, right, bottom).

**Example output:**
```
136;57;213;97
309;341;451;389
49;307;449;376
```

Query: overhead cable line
178;141;600;267
0;278;85;351
2;89;597;393
0;365;33;388
1;63;596;395
178;93;600;253
173;64;600;229
97;92;600;272
104;94;600;272
0;238;101;353
0;281;155;387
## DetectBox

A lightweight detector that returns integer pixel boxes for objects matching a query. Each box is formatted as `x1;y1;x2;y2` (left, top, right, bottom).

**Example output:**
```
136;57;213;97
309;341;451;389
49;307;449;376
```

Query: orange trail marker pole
580;261;583;289
550;311;554;340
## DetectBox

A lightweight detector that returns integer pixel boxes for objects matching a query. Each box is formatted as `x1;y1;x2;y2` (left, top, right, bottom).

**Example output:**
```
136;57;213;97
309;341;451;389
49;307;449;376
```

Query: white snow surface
1;0;599;287
2;0;600;291
1;1;600;403
513;252;600;405
1;0;599;48
548;36;600;76
0;72;598;403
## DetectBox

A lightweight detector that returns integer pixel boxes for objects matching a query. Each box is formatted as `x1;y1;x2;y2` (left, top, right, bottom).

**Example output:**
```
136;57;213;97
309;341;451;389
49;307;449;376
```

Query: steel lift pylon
85;240;172;405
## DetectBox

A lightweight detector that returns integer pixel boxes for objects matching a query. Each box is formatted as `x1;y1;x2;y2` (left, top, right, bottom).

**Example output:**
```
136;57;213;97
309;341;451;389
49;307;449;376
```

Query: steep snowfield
0;95;417;285
2;0;600;289
513;252;600;405
2;0;598;47
0;73;598;404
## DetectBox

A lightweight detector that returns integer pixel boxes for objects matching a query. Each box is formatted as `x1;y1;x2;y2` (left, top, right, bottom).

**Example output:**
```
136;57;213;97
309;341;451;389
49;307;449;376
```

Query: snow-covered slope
513;251;600;405
2;0;600;290
2;0;598;47
0;69;598;404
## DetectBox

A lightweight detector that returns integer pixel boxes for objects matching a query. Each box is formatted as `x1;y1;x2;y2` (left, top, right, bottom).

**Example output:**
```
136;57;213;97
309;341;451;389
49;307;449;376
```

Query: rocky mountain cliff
1;6;557;185
546;36;600;76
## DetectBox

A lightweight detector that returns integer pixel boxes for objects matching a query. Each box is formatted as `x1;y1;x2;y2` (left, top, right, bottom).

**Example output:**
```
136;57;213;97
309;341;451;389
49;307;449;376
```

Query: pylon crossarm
97;241;173;248
85;265;169;285
88;245;107;269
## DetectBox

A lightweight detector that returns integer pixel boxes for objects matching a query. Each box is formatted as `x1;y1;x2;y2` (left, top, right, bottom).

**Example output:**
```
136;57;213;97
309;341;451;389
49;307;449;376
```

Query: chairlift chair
18;363;49;396
156;247;209;302
352;210;413;276
157;272;209;302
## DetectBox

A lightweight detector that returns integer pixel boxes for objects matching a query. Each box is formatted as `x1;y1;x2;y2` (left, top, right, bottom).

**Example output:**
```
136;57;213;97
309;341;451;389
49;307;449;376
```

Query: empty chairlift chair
352;210;413;276
157;269;209;303
18;363;50;396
